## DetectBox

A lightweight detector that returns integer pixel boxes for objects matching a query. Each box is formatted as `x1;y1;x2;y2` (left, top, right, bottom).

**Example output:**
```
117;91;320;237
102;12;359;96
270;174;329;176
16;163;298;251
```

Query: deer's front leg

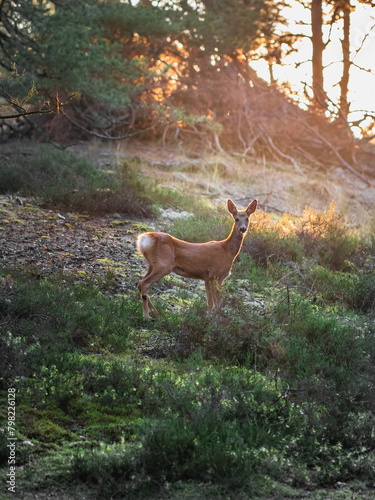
205;278;222;311
204;280;215;310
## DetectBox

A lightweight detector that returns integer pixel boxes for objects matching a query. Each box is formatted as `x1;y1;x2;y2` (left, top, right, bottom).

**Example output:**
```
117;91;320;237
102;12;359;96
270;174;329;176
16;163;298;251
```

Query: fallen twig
301;119;374;187
267;136;304;174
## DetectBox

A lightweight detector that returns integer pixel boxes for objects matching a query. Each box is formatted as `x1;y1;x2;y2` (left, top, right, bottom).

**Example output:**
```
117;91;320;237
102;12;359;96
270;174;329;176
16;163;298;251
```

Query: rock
159;208;194;221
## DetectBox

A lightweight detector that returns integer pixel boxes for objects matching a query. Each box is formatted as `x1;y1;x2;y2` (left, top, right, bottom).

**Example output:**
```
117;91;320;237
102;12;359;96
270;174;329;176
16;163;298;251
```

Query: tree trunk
337;1;355;163
311;0;327;112
339;3;350;121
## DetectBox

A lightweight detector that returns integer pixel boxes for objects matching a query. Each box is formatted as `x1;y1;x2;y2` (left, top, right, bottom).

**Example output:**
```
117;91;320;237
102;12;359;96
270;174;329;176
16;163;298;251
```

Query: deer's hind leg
138;263;174;318
137;241;175;318
137;277;158;318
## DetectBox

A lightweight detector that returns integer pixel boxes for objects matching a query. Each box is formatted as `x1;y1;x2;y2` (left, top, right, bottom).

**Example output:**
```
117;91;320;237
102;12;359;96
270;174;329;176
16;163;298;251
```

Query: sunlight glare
250;0;375;135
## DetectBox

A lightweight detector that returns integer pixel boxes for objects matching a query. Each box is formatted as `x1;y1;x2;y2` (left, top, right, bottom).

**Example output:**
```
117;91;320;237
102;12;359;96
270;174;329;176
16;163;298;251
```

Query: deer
136;198;257;318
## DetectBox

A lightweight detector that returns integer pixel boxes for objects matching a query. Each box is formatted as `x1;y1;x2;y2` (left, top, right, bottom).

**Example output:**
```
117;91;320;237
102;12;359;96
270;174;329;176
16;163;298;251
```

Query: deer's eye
235;218;239;222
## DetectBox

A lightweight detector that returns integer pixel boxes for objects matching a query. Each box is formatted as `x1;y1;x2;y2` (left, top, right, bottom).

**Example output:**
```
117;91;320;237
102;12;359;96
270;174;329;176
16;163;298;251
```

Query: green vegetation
0;144;198;216
1;156;375;499
1;0;282;111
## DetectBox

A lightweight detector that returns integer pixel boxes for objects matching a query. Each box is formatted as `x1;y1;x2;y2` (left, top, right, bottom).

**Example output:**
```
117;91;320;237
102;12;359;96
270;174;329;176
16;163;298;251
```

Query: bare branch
62;110;158;140
352;21;375;62
350;62;373;74
0;95;75;120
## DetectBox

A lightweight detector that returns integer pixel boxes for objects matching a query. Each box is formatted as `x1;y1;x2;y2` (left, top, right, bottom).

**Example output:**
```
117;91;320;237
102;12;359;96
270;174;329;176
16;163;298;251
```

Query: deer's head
227;199;257;235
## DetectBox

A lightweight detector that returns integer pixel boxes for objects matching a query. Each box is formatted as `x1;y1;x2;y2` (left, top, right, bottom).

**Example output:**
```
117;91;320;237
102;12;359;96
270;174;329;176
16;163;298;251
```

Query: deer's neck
225;225;245;258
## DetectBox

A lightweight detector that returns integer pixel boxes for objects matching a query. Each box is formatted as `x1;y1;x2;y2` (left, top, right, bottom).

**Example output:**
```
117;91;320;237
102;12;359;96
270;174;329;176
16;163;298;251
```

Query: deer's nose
240;227;247;233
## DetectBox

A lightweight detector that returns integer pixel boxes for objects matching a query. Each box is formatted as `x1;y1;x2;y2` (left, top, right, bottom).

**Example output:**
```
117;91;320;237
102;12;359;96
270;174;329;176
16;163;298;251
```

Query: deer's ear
246;199;257;216
227;199;238;216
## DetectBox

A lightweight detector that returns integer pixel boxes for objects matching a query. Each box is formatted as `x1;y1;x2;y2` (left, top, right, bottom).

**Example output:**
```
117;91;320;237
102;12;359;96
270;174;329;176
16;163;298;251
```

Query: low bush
69;367;293;496
296;204;361;270
0;145;202;216
276;297;375;430
0;270;141;387
242;230;301;266
163;300;269;365
1;146;100;197
347;271;375;312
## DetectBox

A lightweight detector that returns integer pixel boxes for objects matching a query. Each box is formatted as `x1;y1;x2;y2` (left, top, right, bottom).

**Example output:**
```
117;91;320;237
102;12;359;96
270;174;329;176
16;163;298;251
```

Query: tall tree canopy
1;0;373;171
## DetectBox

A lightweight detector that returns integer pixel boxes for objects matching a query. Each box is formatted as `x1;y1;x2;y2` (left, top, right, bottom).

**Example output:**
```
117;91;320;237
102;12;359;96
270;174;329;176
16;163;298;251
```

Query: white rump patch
137;234;154;253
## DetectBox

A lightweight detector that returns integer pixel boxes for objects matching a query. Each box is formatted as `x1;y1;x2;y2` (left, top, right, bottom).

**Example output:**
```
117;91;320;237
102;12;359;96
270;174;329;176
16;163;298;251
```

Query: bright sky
250;0;375;135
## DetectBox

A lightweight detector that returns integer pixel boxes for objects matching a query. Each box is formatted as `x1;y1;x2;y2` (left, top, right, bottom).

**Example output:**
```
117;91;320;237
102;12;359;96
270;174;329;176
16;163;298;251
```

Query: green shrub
80;358;148;410
0;270;141;387
0;146;155;215
71;442;137;496
277;298;375;415
0;431;8;467
0;145;101;197
242;231;301;266
230;253;271;291
70;368;292;491
0;145;208;216
305;265;353;306
158;299;268;364
303;265;375;312
296;204;361;270
139;416;260;485
347;271;375;312
239;204;364;271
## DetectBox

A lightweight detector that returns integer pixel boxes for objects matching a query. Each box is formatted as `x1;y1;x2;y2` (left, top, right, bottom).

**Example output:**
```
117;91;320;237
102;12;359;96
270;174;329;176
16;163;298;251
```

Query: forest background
2;0;375;161
1;1;375;499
